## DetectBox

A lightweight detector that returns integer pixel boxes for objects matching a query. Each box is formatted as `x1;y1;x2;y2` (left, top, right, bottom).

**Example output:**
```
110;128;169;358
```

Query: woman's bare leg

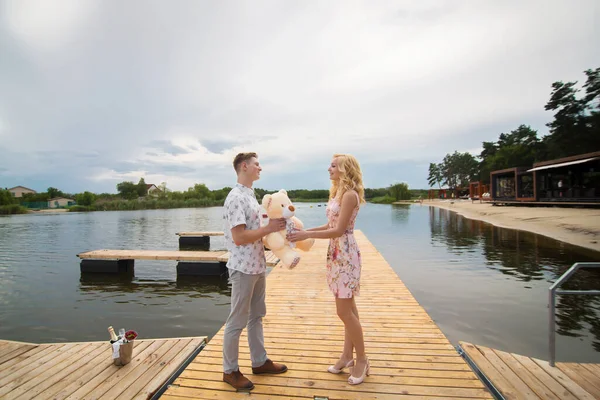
335;297;367;376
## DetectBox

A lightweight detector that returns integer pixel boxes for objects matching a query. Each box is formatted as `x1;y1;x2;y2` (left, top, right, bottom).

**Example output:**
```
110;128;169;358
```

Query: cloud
0;0;598;193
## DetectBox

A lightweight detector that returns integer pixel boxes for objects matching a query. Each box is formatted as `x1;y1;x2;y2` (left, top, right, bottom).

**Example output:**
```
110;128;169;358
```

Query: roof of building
8;186;37;192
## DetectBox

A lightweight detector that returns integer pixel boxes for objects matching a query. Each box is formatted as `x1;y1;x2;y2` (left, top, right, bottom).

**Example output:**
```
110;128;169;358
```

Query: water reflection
429;207;600;351
79;274;230;296
391;204;411;224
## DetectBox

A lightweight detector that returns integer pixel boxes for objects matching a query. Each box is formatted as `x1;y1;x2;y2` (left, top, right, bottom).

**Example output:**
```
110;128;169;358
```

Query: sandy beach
421;200;600;253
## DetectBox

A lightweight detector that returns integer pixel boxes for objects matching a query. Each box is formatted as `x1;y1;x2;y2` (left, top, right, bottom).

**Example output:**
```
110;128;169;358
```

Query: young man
221;152;288;391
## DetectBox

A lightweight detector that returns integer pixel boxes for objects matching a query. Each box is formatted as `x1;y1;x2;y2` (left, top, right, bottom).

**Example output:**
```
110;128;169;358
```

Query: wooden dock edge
457;342;506;400
148;339;207;400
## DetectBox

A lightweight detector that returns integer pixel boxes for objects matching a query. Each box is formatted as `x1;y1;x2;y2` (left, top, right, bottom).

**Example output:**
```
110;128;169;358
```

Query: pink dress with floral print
326;192;361;298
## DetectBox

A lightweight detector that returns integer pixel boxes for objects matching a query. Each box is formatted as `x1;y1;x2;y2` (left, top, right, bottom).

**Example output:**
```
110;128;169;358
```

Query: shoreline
423;200;600;253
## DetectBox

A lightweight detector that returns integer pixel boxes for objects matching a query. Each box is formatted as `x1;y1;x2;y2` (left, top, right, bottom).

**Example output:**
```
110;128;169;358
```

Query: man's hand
265;218;286;234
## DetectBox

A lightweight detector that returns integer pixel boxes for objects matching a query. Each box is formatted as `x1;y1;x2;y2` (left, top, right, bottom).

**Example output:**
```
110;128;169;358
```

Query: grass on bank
0;205;29;215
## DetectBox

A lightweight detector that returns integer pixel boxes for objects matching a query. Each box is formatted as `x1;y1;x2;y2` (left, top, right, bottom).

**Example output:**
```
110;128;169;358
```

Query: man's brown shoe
223;370;254;390
252;359;288;374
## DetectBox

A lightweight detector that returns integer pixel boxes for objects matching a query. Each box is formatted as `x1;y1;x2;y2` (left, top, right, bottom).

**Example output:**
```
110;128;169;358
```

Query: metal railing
549;262;600;367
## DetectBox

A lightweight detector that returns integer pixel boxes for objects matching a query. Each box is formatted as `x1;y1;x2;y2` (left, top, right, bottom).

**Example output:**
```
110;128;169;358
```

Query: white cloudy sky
1;0;599;193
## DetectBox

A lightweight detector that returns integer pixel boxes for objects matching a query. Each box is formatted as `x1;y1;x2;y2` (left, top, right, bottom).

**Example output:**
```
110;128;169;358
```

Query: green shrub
0;204;29;215
68;205;95;212
369;196;396;204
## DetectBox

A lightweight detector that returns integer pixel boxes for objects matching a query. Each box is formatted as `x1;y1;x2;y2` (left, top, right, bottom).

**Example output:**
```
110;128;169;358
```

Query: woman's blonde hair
329;154;366;204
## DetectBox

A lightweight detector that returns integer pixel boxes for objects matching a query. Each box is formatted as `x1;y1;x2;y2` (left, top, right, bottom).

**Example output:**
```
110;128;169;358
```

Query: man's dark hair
233;152;258;172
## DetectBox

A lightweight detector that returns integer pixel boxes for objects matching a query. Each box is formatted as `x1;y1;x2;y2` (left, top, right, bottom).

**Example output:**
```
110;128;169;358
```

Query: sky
1;0;599;194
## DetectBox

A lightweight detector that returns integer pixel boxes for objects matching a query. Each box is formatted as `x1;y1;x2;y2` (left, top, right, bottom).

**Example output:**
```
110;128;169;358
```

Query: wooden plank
532;358;596;400
476;345;540;399
49;341;154;400
65;340;169;399
459;342;521;400
461;341;599;400
5;343;106;400
492;348;562;400
176;232;224;237
96;339;179;399
130;338;205;400
0;344;38;365
556;362;600;399
0;343;80;397
76;249;280;267
76;249;227;261
510;353;581;400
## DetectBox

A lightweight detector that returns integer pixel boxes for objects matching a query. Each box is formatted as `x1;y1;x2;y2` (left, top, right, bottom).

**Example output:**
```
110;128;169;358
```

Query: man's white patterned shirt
222;183;266;274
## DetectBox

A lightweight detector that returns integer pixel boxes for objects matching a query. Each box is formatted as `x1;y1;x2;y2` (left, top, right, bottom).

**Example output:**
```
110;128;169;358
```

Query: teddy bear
261;189;314;268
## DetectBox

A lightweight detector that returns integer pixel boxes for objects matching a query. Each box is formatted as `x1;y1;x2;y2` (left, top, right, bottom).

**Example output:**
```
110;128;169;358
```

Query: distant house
8;186;37;198
146;184;161;196
48;197;76;208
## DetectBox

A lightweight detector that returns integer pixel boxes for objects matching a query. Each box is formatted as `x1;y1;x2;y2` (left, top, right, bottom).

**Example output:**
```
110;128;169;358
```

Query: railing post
549;286;556;367
547;262;600;368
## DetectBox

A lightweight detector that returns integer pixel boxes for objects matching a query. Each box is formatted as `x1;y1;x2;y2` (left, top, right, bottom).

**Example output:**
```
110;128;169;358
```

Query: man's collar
235;182;254;193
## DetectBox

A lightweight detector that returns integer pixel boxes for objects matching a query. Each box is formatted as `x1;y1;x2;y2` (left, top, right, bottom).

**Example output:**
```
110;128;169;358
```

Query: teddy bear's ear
279;189;287;195
262;194;272;209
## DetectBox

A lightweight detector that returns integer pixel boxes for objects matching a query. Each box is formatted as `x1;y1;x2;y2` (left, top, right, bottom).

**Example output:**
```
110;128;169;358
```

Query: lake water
1;203;599;363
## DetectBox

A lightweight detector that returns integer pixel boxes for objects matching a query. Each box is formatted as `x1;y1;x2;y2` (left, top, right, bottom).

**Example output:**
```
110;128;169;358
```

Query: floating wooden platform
459;341;600;399
0;336;206;400
161;231;493;399
176;232;224;237
76;250;280;268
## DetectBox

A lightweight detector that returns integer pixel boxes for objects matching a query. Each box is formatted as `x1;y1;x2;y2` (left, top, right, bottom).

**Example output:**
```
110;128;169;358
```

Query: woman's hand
287;229;310;242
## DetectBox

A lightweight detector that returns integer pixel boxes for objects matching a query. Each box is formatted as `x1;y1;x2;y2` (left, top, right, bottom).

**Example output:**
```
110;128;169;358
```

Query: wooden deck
176;232;224;237
161;231;493;399
77;250;280;267
0;336;206;400
460;342;600;400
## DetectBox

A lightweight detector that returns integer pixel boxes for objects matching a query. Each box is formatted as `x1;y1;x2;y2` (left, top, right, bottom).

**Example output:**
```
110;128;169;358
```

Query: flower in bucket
124;330;138;341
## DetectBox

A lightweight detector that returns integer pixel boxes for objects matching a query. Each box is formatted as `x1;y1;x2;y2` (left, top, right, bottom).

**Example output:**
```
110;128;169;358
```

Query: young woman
287;153;368;385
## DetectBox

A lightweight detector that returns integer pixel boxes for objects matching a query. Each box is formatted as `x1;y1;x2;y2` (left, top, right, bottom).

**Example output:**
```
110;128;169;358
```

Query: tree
185;183;212;200
478;125;543;183
0;189;17;205
427;163;443;188
544;67;600;158
117;181;139;200
75;191;96;206
47;187;63;198
389;183;411;200
441;151;478;190
136;178;148;197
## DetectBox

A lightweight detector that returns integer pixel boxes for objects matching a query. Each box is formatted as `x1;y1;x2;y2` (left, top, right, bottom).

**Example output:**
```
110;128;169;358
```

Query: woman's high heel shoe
327;359;354;374
348;358;370;385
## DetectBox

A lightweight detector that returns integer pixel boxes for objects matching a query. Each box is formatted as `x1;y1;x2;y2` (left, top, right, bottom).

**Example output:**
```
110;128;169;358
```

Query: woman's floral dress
326;192;361;298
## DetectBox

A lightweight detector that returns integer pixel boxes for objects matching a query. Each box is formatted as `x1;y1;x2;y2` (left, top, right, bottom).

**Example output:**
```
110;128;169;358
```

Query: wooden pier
176;232;224;237
460;342;600;400
176;231;224;249
0;336;206;399
76;249;280;275
160;231;493;399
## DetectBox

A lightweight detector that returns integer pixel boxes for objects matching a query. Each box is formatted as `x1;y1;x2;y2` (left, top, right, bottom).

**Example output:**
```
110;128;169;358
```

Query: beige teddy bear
261;189;314;268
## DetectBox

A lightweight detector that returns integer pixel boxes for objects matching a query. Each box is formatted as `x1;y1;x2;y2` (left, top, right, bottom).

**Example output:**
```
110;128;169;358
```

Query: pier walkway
161;231;492;399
